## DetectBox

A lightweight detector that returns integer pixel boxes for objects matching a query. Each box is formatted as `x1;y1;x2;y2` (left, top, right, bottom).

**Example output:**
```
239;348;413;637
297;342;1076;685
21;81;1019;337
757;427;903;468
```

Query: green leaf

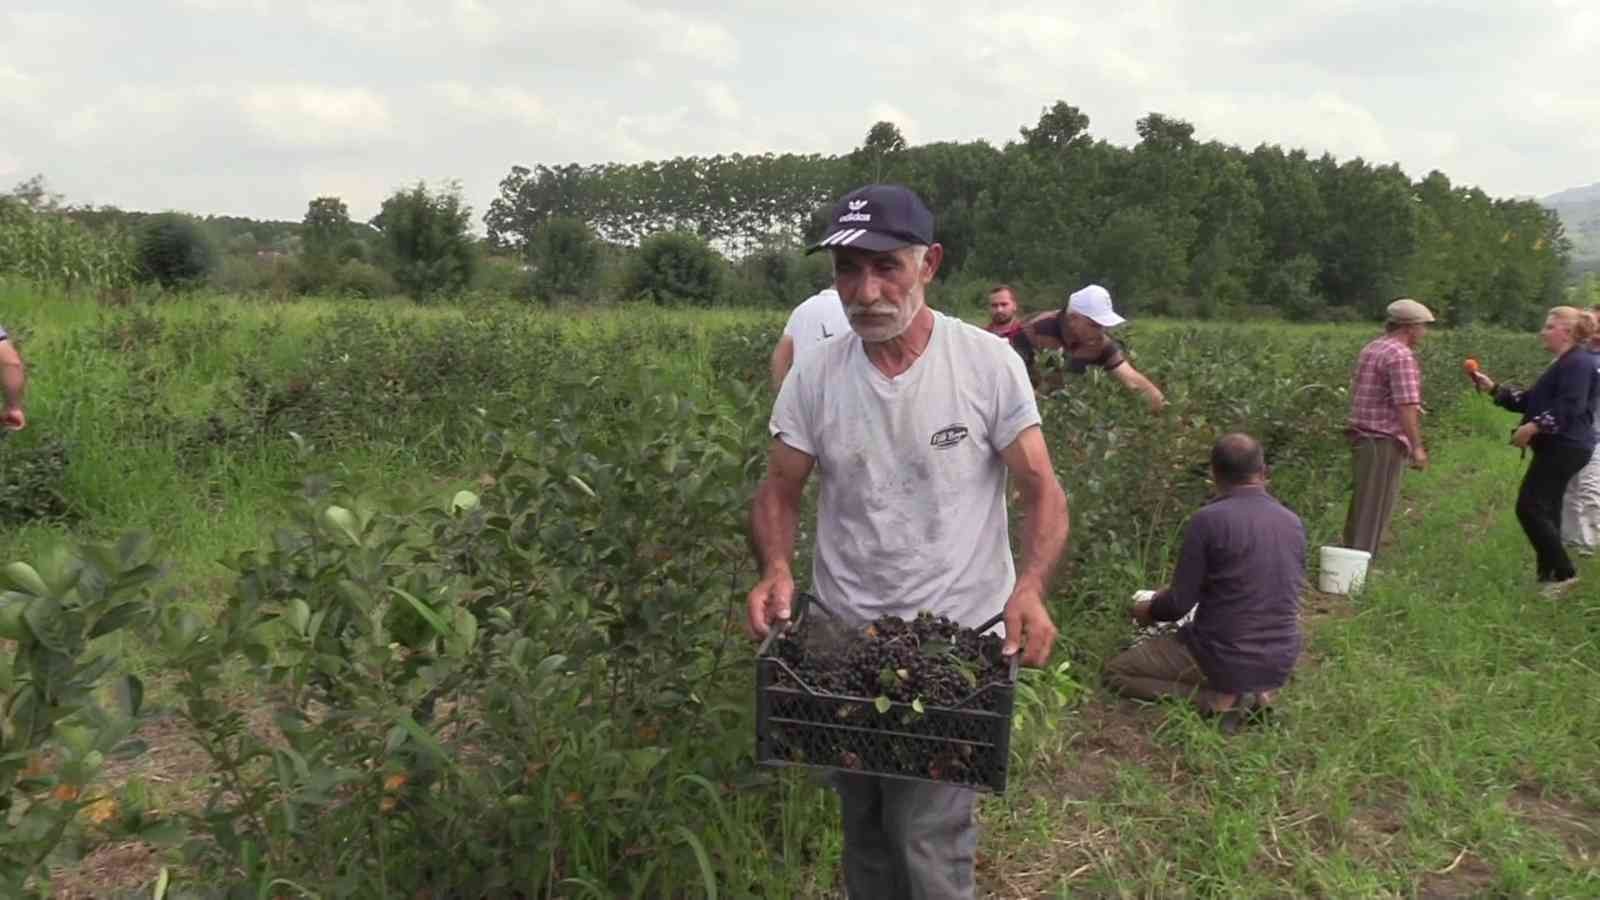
153;866;170;900
672;825;718;900
451;490;479;512
451;606;478;652
57;722;94;756
392;587;450;638
115;675;144;719
3;562;49;598
116;531;151;568
285;598;311;636
89;602;145;639
396;713;452;767
566;474;597;498
22;595;69;652
322;505;363;546
873;695;891;715
911;698;925;715
0;597;27;641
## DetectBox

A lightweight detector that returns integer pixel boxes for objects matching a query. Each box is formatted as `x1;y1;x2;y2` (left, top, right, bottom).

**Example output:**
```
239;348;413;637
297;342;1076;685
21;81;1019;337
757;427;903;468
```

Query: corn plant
0;210;137;294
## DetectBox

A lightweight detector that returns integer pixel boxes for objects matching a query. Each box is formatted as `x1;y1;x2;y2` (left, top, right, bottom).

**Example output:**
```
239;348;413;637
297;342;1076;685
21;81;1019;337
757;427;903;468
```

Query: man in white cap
769;283;851;392
1008;284;1166;411
1343;297;1434;557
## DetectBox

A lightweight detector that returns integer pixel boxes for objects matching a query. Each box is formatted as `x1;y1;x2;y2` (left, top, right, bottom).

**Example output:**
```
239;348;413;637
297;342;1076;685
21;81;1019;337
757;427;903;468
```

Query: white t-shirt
769;310;1041;628
782;288;850;347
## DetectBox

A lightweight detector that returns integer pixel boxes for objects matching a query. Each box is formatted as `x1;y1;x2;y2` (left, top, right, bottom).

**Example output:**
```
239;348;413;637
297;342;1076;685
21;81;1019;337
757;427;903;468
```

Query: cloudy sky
2;1;1596;226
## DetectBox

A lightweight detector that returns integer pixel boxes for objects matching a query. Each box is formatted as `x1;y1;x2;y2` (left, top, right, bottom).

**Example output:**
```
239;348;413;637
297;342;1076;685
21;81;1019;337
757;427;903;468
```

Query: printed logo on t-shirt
929;424;970;450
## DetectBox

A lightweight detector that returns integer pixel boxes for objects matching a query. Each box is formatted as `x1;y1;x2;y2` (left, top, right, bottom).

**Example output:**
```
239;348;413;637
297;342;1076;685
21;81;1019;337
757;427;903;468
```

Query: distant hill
1542;183;1600;270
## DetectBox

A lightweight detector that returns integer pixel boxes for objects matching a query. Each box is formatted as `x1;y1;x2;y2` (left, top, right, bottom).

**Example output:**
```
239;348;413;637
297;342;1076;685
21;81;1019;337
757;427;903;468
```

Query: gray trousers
833;773;977;900
1343;436;1408;557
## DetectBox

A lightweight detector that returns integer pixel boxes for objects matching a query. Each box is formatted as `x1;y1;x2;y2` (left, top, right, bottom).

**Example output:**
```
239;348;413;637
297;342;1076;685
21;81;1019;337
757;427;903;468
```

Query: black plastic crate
754;600;1019;794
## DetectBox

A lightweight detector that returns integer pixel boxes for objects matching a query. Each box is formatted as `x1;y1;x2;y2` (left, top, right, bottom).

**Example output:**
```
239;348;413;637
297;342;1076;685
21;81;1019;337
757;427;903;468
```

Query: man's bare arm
1398;404;1425;465
1110;362;1166;411
769;336;796;394
997;425;1067;665
0;340;25;429
1000;425;1069;592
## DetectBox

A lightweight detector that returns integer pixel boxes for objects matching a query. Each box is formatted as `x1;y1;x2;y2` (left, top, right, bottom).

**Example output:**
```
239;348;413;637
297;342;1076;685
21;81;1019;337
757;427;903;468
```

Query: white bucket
1131;590;1195;626
1318;546;1371;595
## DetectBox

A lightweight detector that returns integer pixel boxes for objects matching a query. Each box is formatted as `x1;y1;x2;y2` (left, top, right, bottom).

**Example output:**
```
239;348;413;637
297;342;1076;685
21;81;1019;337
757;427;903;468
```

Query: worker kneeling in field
746;183;1069;900
1007;284;1166;410
1104;433;1305;731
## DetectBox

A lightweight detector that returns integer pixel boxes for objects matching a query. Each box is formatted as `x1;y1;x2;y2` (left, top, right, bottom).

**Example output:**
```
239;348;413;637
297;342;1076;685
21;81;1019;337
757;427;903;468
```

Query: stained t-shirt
769;311;1040;628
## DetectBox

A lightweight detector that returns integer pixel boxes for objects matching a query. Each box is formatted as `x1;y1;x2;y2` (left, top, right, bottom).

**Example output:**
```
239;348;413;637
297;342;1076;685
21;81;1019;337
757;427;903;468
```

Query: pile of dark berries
770;611;1008;711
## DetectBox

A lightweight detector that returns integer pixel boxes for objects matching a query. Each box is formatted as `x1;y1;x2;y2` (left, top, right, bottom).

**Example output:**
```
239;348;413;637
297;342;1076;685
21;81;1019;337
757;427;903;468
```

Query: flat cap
1386;298;1435;325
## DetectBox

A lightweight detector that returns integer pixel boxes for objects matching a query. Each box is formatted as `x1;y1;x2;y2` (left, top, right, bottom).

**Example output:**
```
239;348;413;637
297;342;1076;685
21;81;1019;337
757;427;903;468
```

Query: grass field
981;397;1600;898
1;285;1595;897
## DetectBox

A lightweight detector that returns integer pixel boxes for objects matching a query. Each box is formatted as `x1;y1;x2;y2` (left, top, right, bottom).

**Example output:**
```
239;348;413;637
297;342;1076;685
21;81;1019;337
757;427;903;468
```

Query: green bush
135;214;217;289
731;244;830;308
139;369;791;896
0;537;169;897
471;254;528;300
370;182;477;300
528;217;602;302
331;259;398;299
622;231;727;306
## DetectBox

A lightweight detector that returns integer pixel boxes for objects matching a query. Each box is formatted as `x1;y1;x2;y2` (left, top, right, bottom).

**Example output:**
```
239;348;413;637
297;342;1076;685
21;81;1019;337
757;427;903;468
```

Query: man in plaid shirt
1343;298;1434;556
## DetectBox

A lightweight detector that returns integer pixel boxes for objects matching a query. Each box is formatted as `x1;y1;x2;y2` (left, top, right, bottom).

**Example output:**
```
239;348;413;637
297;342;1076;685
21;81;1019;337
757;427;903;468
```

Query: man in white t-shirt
747;184;1070;899
769;285;851;392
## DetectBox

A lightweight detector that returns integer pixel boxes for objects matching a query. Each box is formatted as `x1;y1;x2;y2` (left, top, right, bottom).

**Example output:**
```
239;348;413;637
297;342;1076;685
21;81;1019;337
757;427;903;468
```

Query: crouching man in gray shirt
1105;433;1305;729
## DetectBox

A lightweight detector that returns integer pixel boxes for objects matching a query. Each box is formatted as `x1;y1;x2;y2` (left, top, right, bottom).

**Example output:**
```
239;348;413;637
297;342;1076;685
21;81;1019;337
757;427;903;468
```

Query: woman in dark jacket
1472;306;1600;597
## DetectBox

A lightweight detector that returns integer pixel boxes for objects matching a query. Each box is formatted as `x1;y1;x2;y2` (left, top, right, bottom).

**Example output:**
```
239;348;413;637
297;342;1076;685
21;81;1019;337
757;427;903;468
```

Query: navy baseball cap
806;184;935;255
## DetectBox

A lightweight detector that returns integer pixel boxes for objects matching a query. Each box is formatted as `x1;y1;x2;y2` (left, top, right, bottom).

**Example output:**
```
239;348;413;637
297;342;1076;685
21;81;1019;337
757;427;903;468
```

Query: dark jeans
1518;444;1595;581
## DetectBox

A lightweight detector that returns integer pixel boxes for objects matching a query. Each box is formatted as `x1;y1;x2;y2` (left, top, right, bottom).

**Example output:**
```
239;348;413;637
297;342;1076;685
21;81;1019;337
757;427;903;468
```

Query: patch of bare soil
47;693;281;899
1507;784;1600;861
52;842;165;900
1414;849;1497;900
973;701;1176;898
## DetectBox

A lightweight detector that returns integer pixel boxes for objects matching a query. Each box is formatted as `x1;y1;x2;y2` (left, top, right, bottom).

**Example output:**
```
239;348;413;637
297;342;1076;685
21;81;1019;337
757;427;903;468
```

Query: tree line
488;102;1573;325
0;99;1576;322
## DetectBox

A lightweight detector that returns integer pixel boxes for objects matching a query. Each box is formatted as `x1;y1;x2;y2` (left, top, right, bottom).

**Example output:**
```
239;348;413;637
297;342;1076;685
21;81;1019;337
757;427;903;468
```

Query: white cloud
239;84;393;149
431;82;546;127
1181;90;1393;161
698;82;740;121
2;0;1594;221
55;85;224;147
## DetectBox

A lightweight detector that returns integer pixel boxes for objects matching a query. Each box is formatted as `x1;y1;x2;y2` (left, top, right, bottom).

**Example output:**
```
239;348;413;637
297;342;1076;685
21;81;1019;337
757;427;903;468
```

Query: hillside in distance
1543;182;1600;267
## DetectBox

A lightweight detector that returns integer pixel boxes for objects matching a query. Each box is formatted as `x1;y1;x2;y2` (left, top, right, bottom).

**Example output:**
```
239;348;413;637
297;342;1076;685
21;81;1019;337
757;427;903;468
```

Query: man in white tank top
747;184;1070;899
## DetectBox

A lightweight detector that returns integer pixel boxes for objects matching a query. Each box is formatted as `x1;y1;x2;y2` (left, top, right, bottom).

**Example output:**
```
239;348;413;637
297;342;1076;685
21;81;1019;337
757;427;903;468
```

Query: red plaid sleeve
1385;347;1421;406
